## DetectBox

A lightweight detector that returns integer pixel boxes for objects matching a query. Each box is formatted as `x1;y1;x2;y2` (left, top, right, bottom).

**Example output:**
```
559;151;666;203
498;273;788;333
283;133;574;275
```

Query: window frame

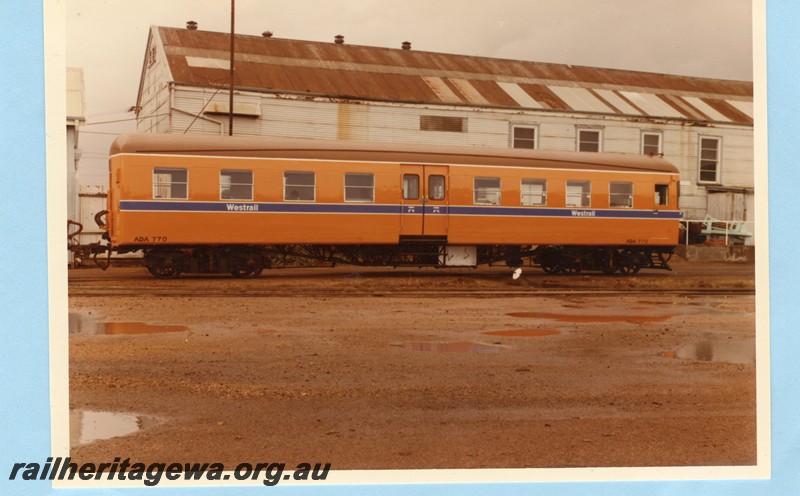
577;128;603;153
402;174;420;200
283;171;316;202
698;136;722;184
153;167;188;200
655;184;670;207
609;181;634;209
566;180;591;207
344;172;375;203
511;125;538;149
428;175;446;201
420;115;467;133
641;131;663;156
473;177;501;205
520;178;547;206
220;169;254;201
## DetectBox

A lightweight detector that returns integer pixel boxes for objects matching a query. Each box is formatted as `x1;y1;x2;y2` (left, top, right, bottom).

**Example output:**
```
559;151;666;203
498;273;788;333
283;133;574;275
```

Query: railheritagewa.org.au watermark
8;457;331;486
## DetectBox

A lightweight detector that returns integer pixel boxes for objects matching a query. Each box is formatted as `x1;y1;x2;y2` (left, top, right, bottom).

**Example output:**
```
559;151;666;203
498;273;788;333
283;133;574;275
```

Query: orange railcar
101;133;681;277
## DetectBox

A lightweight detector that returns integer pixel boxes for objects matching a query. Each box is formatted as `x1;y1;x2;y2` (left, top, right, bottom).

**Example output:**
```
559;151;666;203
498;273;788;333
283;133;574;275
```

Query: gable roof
145;25;753;125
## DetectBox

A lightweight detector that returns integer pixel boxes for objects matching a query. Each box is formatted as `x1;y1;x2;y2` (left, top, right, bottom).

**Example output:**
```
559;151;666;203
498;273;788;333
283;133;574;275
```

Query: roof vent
186;20;198;30
262;31;273;38
334;34;345;44
402;41;411;51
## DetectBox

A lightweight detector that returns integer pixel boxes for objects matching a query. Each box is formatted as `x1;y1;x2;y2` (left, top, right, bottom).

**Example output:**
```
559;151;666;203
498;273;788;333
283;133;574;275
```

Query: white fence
680;218;755;247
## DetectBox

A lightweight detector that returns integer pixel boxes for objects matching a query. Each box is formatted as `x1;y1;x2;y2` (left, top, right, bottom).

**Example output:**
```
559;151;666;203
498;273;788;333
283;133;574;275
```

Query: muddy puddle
70;410;160;447
484;328;560;337
69;312;188;335
402;341;506;353
664;340;754;364
507;312;670;324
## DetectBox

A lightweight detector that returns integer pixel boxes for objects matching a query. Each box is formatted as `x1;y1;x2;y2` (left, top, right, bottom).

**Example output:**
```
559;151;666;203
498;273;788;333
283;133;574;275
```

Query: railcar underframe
117;241;674;279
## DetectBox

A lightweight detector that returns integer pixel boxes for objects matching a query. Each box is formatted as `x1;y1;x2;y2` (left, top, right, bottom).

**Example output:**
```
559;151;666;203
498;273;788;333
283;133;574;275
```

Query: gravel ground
67;260;757;471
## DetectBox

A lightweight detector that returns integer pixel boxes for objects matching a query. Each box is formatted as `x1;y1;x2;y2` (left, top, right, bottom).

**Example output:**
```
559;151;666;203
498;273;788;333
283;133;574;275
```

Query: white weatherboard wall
159;85;753;229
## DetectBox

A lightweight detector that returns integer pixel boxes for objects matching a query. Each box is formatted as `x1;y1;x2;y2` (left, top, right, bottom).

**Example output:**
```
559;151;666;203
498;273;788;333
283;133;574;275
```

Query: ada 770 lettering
133;236;168;243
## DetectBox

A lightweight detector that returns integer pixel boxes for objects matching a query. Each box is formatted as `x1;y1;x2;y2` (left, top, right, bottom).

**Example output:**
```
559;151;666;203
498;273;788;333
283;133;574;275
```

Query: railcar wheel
600;251;617;275
147;265;182;278
144;249;184;279
617;250;643;275
541;263;561;274
229;248;264;278
231;267;262;278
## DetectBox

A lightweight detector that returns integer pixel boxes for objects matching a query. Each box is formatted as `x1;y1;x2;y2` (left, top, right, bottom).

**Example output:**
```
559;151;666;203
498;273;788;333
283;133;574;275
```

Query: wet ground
67;260;758;470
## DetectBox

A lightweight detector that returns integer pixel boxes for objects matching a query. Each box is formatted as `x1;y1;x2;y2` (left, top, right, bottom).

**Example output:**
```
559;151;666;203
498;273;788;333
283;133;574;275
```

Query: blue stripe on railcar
119;200;682;219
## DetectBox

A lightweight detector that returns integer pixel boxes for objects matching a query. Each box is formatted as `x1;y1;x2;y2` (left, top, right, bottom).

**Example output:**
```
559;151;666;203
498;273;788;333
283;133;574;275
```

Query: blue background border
1;1;795;494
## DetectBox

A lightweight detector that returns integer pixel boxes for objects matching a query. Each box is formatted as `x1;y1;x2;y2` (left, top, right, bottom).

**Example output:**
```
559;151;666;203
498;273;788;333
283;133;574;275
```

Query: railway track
68;285;755;298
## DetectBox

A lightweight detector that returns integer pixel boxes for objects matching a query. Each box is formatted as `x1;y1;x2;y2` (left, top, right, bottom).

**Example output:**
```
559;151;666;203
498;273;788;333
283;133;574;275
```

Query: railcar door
399;165;449;238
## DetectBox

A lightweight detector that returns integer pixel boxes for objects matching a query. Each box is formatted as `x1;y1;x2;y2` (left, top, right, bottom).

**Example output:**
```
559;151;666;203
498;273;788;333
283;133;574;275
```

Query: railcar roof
110;133;679;174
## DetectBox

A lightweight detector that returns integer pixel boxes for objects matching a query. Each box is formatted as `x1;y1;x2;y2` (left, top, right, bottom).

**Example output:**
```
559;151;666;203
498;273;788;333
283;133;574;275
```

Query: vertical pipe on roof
169;82;174;133
229;0;235;136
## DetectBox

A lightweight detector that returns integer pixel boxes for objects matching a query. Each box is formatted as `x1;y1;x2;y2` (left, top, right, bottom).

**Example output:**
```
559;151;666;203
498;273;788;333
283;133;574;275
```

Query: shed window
474;177;501;205
566;180;591;207
609;182;634;208
642;132;662;155
578;129;602;152
345;173;374;202
521;179;547;206
153;168;187;199
420;115;466;133
221;170;253;200
512;126;537;149
699;137;721;183
284;171;316;201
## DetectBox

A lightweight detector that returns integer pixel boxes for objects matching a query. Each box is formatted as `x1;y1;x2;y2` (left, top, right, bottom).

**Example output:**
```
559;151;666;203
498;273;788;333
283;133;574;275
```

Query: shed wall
155;85;753;237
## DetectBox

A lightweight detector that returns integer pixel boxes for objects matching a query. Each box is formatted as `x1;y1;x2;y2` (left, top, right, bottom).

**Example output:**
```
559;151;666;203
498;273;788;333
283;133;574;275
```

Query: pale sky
65;0;755;184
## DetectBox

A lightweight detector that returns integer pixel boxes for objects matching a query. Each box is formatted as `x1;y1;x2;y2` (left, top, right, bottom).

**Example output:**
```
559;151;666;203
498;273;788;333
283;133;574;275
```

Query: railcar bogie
134;241;673;278
143;245;269;278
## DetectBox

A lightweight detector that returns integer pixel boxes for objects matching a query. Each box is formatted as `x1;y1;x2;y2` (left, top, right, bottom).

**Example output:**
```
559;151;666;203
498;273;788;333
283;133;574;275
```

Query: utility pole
228;0;235;135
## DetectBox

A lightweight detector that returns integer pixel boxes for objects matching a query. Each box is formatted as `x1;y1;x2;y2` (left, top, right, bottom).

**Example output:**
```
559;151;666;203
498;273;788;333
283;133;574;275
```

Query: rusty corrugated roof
152;26;753;125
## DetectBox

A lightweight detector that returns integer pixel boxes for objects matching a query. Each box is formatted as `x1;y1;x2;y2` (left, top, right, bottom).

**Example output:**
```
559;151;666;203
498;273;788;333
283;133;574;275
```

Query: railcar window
474;177;501;205
429;175;445;201
609;182;634;208
344;173;375;202
521;179;547;206
284;171;316;201
403;174;420;200
220;170;253;200
566;181;591;207
655;184;669;206
153;168;188;199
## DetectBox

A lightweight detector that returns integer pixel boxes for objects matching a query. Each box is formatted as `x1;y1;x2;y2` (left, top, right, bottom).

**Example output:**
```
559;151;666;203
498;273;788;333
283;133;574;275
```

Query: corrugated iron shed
145;26;753;125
